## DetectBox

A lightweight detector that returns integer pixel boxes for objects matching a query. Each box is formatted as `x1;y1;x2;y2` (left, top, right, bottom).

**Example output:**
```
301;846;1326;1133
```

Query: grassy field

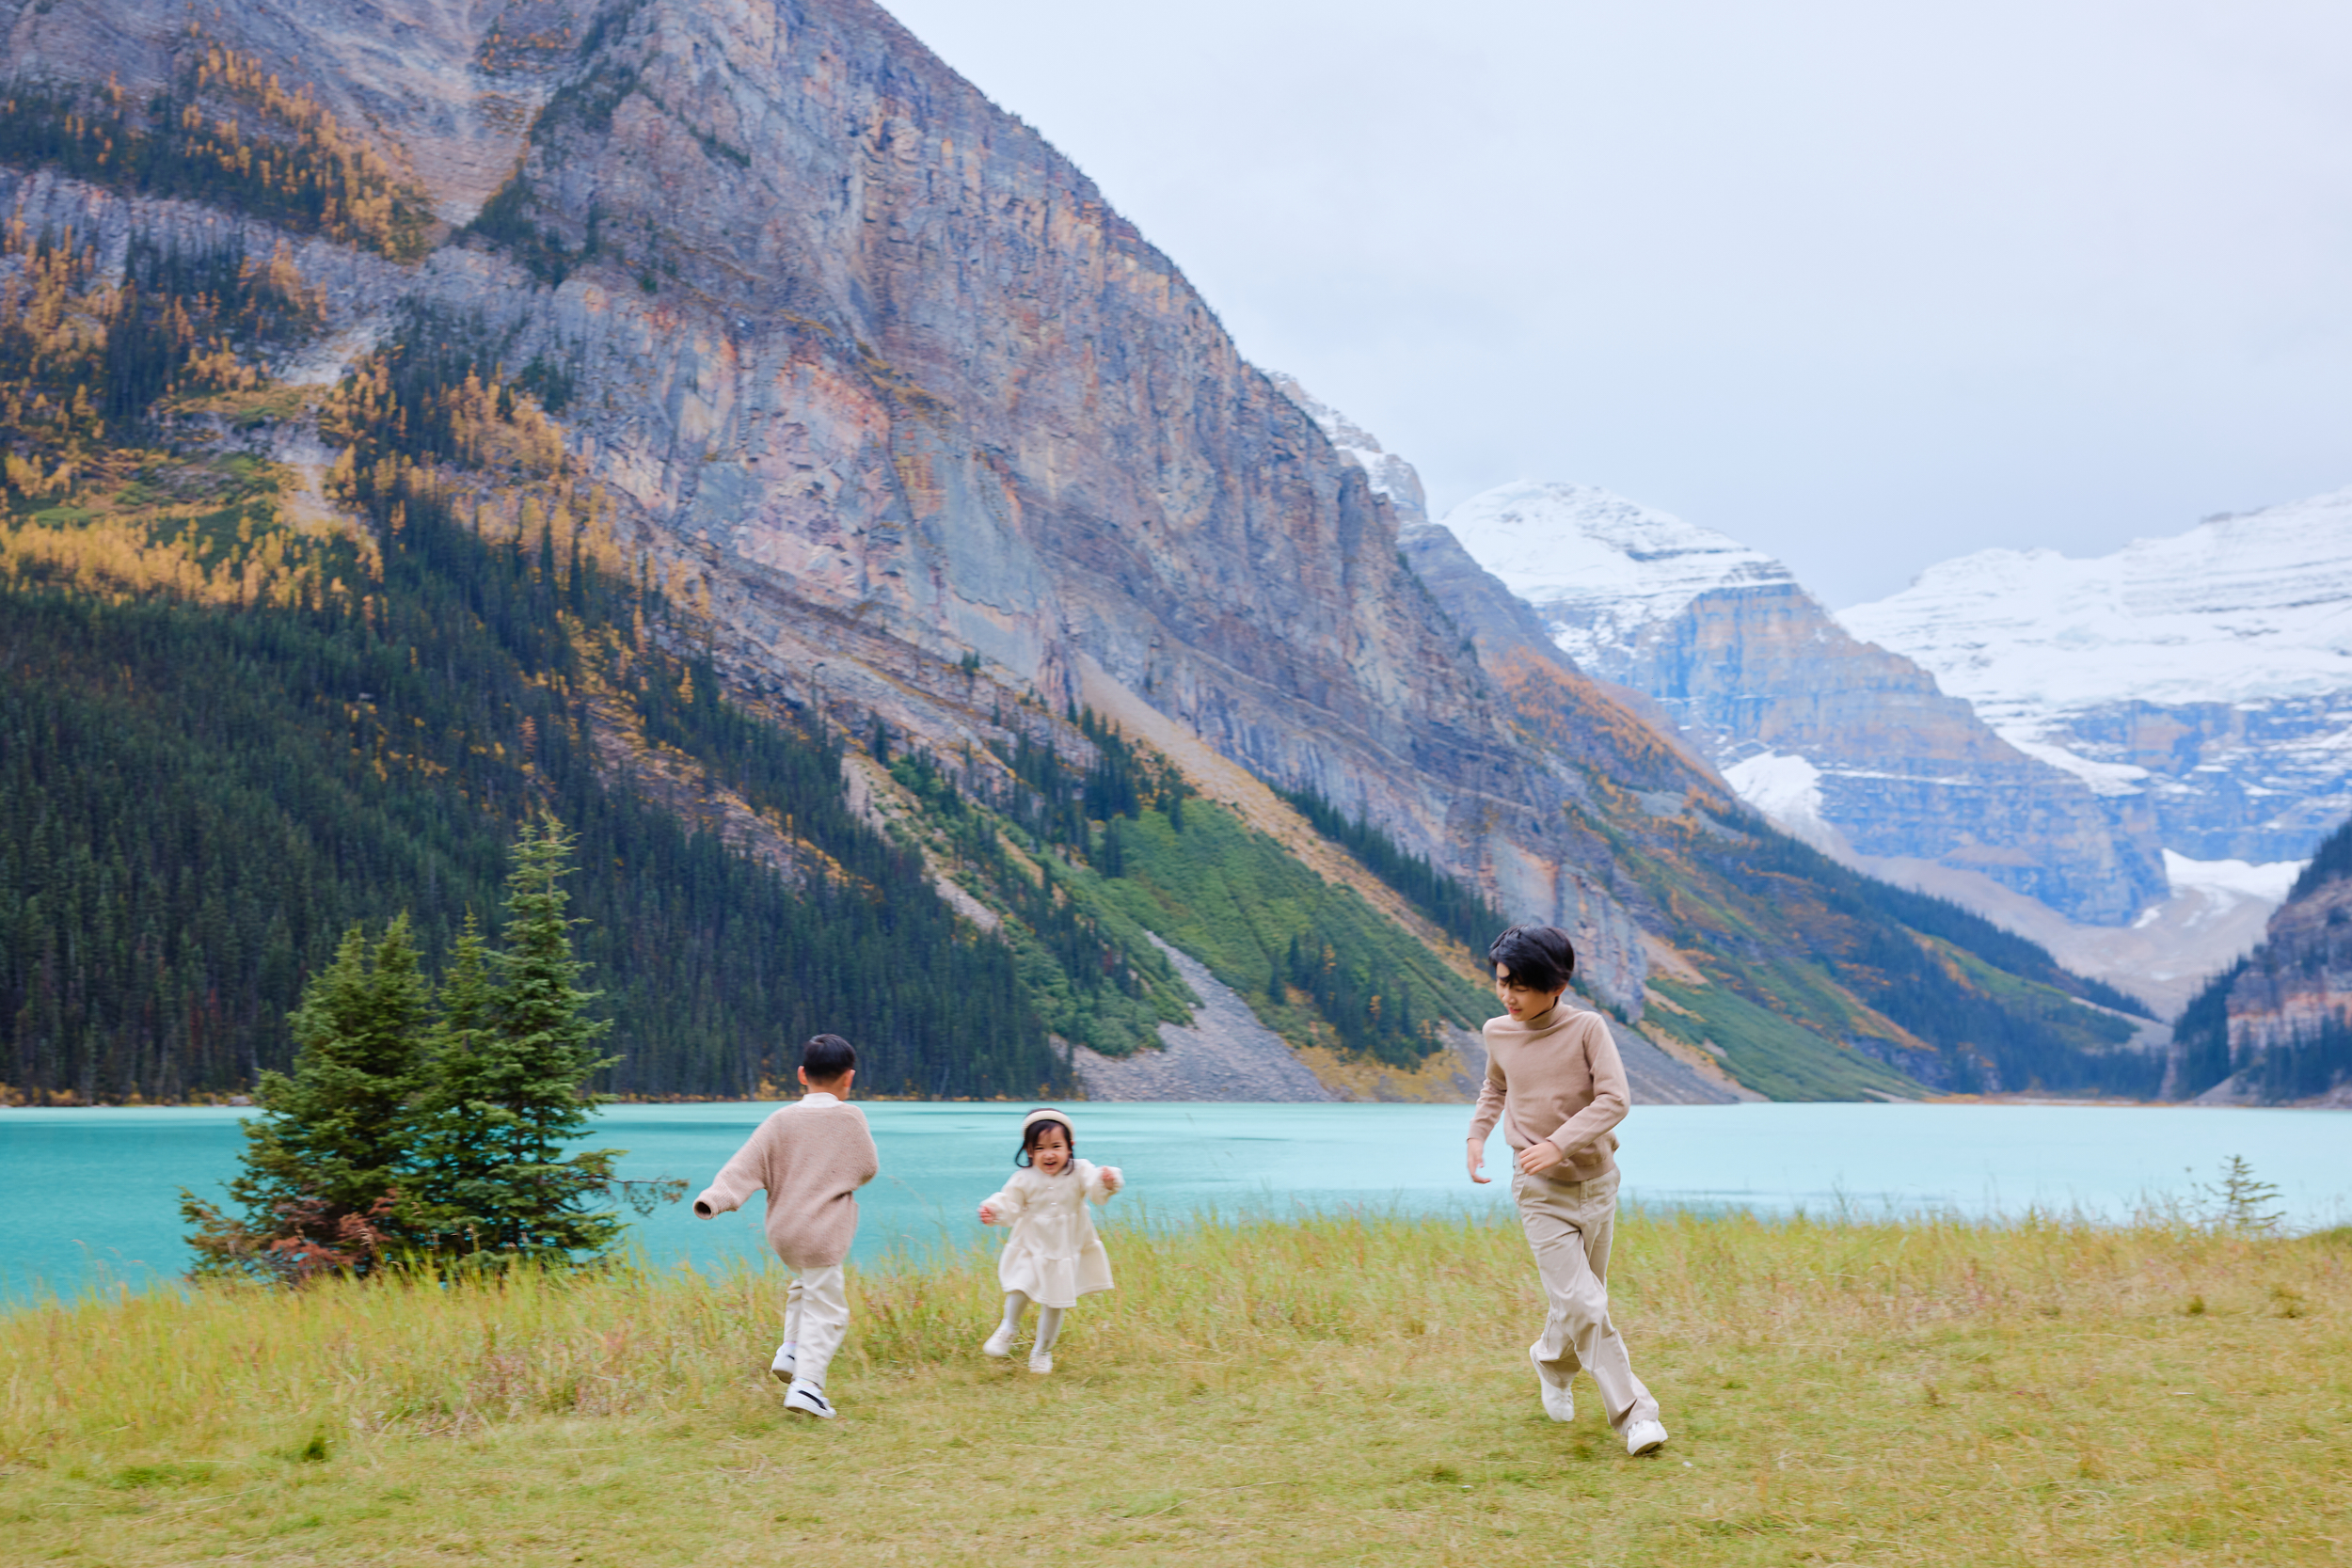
3;1211;2345;1566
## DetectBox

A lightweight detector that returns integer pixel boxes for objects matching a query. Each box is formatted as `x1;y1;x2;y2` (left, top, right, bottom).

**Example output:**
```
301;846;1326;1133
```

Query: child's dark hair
1486;925;1576;992
1015;1111;1074;1167
802;1033;856;1082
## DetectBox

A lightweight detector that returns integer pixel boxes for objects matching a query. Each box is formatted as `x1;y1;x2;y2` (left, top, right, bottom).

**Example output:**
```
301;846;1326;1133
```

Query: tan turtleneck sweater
1467;1004;1629;1181
692;1093;880;1268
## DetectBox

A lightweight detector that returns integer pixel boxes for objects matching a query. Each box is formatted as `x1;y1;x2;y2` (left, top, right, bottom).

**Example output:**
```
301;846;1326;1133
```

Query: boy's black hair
1015;1111;1074;1168
802;1033;857;1082
1486;925;1576;992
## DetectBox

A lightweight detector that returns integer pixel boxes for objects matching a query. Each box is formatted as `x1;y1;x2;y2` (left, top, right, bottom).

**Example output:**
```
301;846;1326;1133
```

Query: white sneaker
1027;1348;1054;1374
981;1325;1015;1358
1530;1344;1574;1422
1624;1418;1669;1456
783;1378;835;1419
771;1342;797;1383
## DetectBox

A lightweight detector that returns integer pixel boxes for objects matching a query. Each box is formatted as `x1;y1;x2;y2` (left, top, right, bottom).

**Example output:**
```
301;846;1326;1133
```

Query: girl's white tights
999;1291;1063;1352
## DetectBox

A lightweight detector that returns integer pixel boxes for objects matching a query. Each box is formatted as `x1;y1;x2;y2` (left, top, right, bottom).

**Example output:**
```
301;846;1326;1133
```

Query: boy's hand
1517;1139;1565;1176
1099;1166;1122;1195
977;1201;999;1225
1467;1138;1490;1184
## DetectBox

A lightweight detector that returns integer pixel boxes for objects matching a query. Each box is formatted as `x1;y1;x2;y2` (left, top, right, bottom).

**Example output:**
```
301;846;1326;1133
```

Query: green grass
1081;800;1494;1047
1646;977;1924;1101
4;1212;2344;1564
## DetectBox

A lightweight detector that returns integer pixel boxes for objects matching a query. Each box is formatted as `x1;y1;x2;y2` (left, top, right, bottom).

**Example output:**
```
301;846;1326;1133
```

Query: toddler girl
977;1107;1123;1373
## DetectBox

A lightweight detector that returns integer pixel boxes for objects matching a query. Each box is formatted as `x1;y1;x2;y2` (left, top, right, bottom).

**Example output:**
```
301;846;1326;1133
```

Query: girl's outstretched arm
1086;1163;1122;1203
978;1181;1028;1226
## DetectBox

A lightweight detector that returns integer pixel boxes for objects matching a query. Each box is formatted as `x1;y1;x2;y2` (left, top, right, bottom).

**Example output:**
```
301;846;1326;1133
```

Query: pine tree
410;816;625;1263
400;914;502;1252
179;916;427;1280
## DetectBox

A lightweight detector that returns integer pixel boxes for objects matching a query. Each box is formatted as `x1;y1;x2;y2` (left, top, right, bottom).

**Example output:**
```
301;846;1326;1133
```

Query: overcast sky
879;0;2352;608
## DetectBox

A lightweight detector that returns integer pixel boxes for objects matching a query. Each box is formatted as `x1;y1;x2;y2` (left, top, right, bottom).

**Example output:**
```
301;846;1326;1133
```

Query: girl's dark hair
803;1033;857;1081
1486;925;1576;992
1015;1112;1074;1168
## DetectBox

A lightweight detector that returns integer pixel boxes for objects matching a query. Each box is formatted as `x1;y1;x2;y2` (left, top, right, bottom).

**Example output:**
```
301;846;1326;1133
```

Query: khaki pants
784;1264;850;1387
1512;1165;1660;1433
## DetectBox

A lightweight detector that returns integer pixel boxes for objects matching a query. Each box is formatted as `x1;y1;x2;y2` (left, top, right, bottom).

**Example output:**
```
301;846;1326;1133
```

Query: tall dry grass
3;1209;2345;1564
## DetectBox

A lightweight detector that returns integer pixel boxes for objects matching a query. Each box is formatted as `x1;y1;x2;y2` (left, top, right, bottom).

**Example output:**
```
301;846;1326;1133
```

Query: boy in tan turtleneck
1467;925;1670;1457
694;1032;879;1419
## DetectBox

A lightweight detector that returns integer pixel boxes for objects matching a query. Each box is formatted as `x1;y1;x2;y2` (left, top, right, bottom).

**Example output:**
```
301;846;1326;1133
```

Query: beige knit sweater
692;1094;880;1268
1466;1005;1629;1181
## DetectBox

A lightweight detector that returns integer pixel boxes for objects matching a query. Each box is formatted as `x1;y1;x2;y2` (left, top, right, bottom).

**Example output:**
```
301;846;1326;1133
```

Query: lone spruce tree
406;816;624;1264
180;916;429;1281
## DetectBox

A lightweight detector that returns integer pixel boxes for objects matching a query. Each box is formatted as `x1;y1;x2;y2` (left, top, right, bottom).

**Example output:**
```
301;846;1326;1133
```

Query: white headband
1022;1107;1074;1139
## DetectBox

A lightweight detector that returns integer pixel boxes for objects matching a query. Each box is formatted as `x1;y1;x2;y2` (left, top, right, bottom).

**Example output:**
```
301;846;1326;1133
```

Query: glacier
1837;487;2352;866
1837;487;2352;729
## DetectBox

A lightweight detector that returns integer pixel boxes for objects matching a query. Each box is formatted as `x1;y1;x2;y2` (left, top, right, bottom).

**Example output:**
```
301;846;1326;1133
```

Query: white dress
983;1159;1120;1308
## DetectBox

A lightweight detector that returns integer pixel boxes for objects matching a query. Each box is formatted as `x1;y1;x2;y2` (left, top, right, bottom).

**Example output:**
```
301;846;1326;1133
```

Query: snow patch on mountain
2160;849;2307;906
1836;487;2352;738
2005;736;2152;798
1440;481;1794;669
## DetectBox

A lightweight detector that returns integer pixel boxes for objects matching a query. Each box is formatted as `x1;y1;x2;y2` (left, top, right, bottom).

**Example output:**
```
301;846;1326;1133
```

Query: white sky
877;0;2352;609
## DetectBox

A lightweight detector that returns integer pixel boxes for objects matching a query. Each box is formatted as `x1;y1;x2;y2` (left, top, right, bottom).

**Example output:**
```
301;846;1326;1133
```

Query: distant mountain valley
1320;401;2343;1028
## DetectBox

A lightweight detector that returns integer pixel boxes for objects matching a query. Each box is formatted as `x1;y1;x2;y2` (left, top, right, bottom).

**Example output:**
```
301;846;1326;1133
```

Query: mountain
1435;481;2168;927
0;0;2167;1104
2167;816;2352;1106
1838;491;2352;867
1264;373;1429;528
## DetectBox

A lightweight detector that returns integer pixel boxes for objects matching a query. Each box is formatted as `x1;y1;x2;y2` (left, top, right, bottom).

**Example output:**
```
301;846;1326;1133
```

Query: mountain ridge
0;0;2171;1103
1433;478;2169;928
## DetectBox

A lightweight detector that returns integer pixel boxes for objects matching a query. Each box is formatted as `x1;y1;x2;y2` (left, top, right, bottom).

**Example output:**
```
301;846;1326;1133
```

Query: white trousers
1512;1165;1661;1433
783;1264;850;1387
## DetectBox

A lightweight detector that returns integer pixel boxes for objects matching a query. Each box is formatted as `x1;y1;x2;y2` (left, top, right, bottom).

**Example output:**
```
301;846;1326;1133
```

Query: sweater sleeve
848;1109;880;1189
1546;1016;1629;1156
1082;1161;1120;1205
692;1117;772;1218
1467;1044;1508;1145
981;1175;1029;1224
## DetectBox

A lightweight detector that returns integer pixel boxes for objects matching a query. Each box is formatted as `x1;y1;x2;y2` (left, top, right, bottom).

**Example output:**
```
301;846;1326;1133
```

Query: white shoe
1624;1418;1669;1456
1027;1349;1054;1374
783;1378;835;1419
981;1325;1015;1358
771;1342;797;1383
1530;1344;1574;1422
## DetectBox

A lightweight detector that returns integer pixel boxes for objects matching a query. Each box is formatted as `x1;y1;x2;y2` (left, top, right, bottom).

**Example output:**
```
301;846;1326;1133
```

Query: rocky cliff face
2167;820;2352;1107
1840;491;2352;870
0;0;1677;1007
1436;482;2168;926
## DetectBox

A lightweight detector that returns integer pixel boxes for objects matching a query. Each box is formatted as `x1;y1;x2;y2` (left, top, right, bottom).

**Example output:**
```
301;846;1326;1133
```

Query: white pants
784;1265;850;1387
1512;1165;1661;1433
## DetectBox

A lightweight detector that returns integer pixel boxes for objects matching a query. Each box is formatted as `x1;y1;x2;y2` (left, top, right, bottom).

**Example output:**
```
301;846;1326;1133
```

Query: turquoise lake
3;1101;2345;1303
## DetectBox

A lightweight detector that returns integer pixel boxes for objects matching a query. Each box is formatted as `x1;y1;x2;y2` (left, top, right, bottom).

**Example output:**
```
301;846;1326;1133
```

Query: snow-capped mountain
1434;480;2166;927
1269;372;1428;527
1839;489;2352;863
1441;482;1791;672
